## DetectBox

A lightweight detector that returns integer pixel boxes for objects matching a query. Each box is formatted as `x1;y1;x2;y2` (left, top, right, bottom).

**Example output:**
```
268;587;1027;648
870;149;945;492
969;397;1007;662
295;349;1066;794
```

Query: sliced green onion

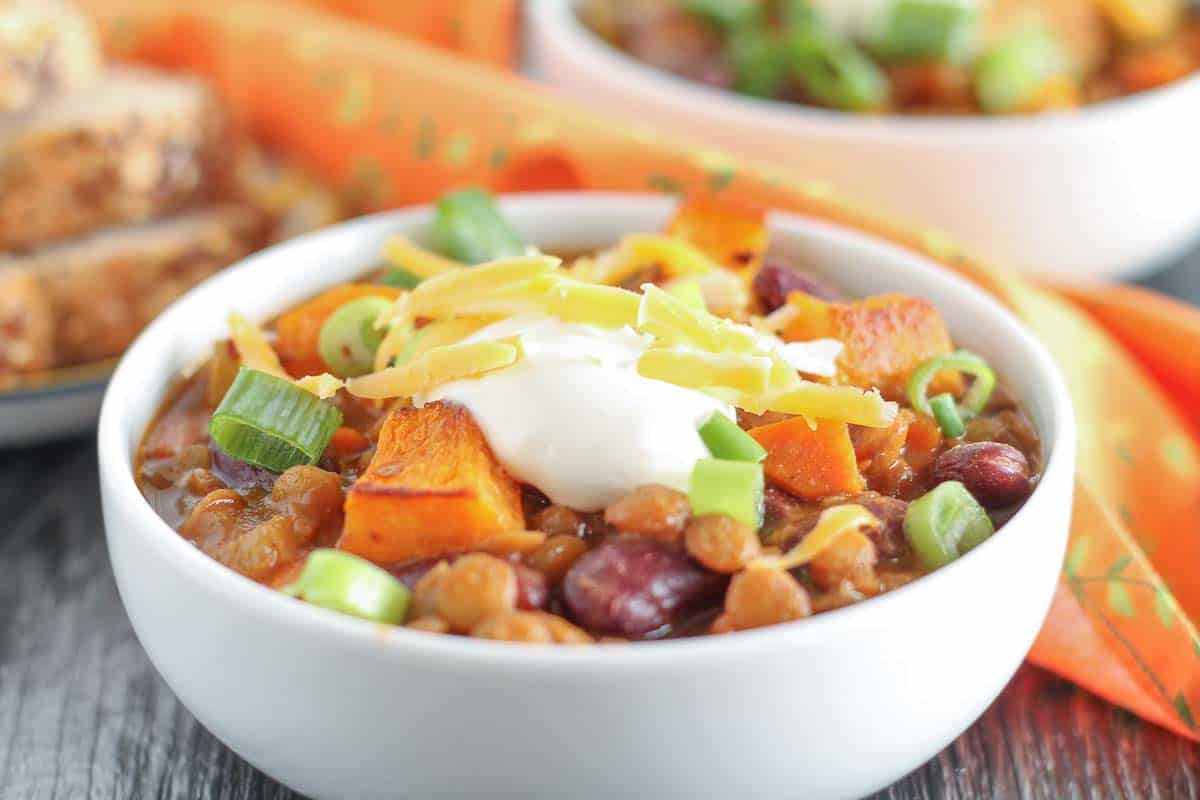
871;0;979;63
698;412;767;462
906;349;996;423
666;279;707;311
903;481;994;569
282;549;409;624
780;0;819;29
210;368;342;472
973;28;1067;113
689;458;764;528
729;26;790;98
929;392;966;438
432;187;525;264
318;296;394;378
682;0;757;28
786;27;891;111
381;267;421;289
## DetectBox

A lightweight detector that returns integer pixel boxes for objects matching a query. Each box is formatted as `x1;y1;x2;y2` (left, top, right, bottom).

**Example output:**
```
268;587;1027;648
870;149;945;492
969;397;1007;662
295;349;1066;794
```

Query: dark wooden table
2;249;1199;800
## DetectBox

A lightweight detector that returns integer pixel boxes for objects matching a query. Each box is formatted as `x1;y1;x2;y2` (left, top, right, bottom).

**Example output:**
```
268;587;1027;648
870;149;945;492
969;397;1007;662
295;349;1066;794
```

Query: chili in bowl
528;0;1200;280
99;193;1075;800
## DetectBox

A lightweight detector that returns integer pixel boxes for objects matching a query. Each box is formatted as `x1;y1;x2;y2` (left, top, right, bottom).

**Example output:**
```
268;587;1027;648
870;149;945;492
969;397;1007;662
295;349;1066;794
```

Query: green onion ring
906;349;996;422
209;368;342;472
929;392;966;438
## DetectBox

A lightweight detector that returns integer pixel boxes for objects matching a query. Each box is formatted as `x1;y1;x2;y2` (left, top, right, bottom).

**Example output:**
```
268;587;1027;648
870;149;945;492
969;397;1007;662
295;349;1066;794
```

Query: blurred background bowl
527;0;1200;281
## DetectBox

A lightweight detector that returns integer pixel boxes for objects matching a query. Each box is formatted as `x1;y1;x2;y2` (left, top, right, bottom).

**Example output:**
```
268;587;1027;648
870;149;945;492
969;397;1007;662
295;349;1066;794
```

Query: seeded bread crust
0;206;271;372
0;67;231;252
0;267;54;373
0;0;102;112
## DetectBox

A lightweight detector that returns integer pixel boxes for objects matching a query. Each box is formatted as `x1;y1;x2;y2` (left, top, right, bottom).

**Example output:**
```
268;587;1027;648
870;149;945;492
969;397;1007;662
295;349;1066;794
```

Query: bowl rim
529;0;1200;138
99;191;1076;667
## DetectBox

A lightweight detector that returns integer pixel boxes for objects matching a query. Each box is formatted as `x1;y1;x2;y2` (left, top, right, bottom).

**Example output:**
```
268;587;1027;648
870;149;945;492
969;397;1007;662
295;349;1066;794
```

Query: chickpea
271;465;344;539
213;515;297;580
410;561;451;620
472;611;592;644
176;443;212;472
532;505;586;538
184;468;226;497
684;515;761;574
477;530;547;557
808;530;881;596
471;611;552;643
406;616;450;634
718;567;811;631
180;489;244;545
436;553;518;633
527;534;589;584
603;484;691;542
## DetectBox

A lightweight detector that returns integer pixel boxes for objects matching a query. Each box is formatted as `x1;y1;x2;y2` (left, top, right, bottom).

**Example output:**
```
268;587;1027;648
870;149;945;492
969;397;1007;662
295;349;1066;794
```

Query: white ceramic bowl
99;194;1075;800
527;0;1200;280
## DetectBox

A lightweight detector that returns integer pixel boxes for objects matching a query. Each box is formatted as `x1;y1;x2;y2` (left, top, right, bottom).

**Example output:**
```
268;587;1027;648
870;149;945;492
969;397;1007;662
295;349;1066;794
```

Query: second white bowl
527;0;1200;280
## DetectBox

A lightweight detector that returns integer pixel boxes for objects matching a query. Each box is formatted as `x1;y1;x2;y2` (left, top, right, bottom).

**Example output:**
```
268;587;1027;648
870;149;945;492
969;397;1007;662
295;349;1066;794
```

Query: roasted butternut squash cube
664;199;768;272
750;418;865;502
782;293;962;400
339;402;524;564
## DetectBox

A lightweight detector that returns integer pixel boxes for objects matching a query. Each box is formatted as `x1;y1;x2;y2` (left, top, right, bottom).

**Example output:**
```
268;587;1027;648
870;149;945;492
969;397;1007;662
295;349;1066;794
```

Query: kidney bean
209;441;276;491
763;485;804;526
933;442;1032;509
753;262;841;312
514;564;549;610
390;555;547;610
390;556;446;589
563;536;725;637
852;493;910;560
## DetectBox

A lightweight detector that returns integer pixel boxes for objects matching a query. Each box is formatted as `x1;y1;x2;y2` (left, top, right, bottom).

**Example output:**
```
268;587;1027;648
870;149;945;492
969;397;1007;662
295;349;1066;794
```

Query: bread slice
0;206;270;373
0;267;54;373
0;0;102;112
0;66;231;251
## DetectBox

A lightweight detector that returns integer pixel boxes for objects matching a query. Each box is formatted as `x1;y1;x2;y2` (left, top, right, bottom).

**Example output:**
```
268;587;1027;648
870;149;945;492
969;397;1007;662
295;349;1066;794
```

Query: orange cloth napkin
79;0;1200;740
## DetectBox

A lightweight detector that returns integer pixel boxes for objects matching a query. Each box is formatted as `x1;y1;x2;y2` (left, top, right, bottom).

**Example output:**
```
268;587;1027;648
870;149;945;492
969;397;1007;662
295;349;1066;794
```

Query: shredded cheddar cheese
637;285;760;355
228;311;288;379
346;339;522;400
408;255;561;317
295;373;345;399
752;505;880;571
637;347;772;395
383;235;464;280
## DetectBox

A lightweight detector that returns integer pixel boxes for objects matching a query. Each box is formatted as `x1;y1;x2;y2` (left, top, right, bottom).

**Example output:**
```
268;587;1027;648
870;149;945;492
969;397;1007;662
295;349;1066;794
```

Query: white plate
0;362;113;448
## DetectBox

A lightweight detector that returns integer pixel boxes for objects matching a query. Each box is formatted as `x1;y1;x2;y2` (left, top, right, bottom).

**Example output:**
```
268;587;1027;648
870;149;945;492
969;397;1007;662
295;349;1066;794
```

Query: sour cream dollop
422;315;843;511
